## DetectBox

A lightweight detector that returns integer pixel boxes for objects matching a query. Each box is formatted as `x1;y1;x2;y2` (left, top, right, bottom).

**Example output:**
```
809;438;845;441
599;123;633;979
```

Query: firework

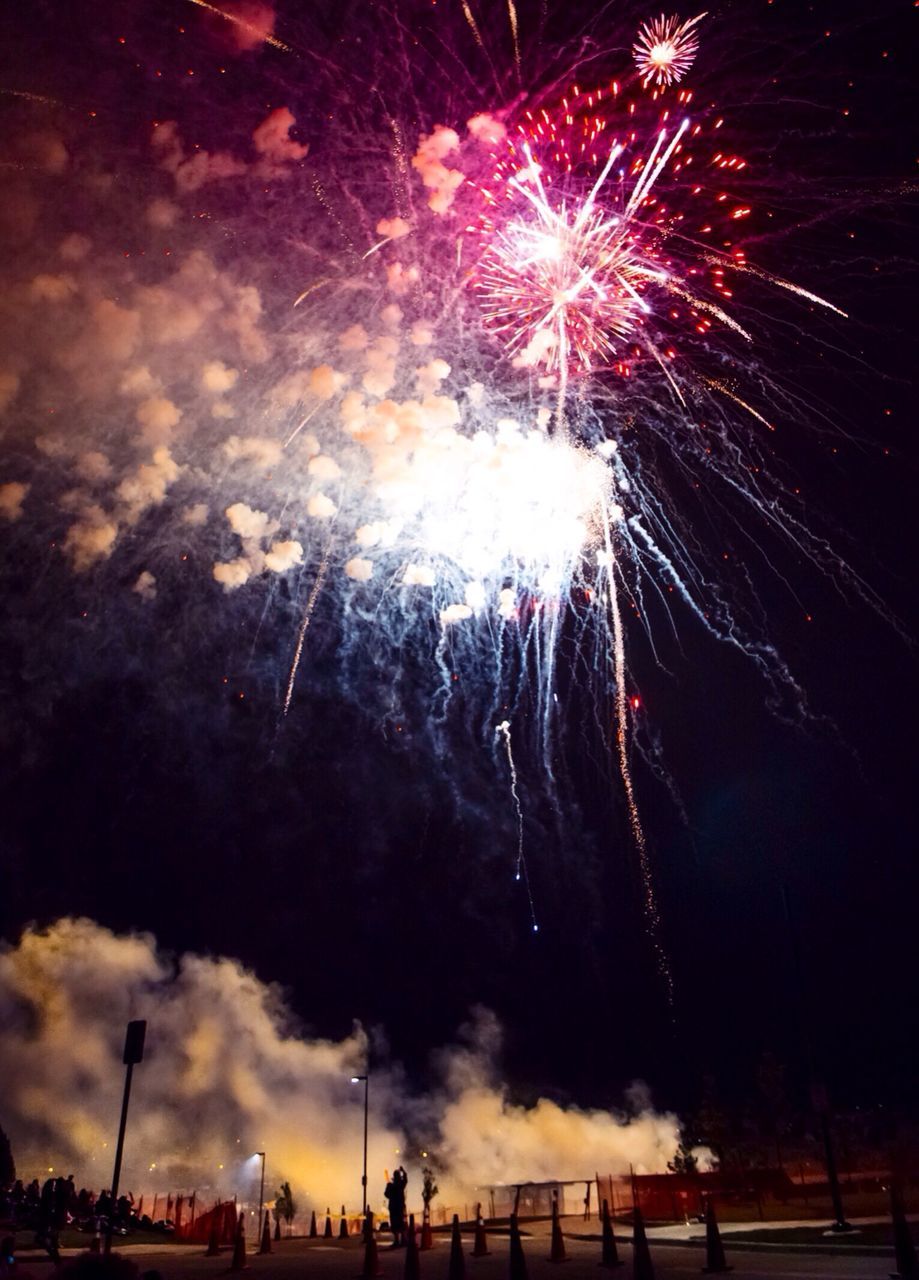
0;1;890;1002
469;80;757;417
632;12;706;87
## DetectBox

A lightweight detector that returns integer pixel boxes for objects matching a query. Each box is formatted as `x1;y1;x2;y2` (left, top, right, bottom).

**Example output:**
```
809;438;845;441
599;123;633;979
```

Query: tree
696;1074;730;1168
274;1182;296;1236
667;1135;699;1176
755;1052;789;1170
0;1123;15;1186
421;1168;439;1216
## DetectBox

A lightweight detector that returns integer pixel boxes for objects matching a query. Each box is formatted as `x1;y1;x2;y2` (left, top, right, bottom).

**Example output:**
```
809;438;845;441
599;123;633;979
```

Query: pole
362;1077;369;1217
258;1154;266;1235
780;886;850;1231
105;1020;146;1255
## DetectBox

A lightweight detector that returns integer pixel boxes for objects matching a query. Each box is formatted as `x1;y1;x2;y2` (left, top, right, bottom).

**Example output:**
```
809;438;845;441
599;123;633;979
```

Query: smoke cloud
0;920;681;1213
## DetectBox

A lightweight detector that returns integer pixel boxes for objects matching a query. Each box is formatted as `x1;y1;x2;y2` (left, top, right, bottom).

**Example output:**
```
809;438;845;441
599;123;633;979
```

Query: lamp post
256;1152;266;1234
351;1075;369;1216
106;1020;146;1256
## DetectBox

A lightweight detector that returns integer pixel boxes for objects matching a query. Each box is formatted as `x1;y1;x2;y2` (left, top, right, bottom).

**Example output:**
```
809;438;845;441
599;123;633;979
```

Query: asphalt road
85;1229;897;1280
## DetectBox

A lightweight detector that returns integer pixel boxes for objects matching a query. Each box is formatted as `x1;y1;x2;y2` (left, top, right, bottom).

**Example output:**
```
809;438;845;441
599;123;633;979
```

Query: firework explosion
0;2;896;993
632;12;706;87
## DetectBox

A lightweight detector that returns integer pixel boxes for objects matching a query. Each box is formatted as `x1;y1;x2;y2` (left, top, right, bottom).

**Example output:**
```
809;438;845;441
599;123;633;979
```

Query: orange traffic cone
358;1211;381;1279
448;1215;465;1280
630;1208;654;1280
701;1199;731;1274
892;1183;919;1279
310;1210;318;1238
326;1208;334;1239
471;1204;489;1258
341;1205;350;1239
598;1200;622;1268
509;1214;528;1280
548;1199;567;1263
259;1210;272;1255
230;1217;248;1272
205;1218;221;1257
404;1215;420;1280
420;1207;433;1252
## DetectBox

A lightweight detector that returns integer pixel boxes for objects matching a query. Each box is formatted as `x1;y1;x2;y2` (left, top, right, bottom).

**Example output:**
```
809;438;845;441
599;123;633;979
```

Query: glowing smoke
0;920;681;1208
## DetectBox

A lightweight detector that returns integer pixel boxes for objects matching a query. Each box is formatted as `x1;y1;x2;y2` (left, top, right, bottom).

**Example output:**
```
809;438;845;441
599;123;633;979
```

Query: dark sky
0;0;916;1123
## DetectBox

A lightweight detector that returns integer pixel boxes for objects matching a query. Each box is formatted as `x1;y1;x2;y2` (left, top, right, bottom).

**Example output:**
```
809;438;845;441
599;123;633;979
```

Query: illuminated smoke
0;920;682;1206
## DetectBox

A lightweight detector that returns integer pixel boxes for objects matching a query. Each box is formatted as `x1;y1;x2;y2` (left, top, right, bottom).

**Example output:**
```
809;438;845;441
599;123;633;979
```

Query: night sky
0;0;916;1128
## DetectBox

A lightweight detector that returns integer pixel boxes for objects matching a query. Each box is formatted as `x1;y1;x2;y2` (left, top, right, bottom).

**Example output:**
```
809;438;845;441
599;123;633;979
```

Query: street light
351;1075;369;1216
252;1152;266;1234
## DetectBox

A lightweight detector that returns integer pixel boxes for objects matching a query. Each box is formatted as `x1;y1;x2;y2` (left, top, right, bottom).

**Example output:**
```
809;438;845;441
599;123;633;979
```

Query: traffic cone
599;1200;622;1268
274;1218;281;1242
471;1204;489;1257
341;1206;350;1239
892;1184;919;1279
326;1208;334;1239
404;1215;420;1280
548;1199;567;1263
630;1208;654;1280
259;1210;272;1255
310;1210;318;1239
509;1214;528;1280
205;1218;221;1257
420;1207;433;1252
448;1215;465;1280
701;1199;731;1274
358;1211;381;1278
89;1231;101;1255
231;1217;248;1272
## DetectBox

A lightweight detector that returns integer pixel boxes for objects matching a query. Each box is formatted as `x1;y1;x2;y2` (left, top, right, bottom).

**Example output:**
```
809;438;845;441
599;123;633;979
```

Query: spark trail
601;522;674;1006
283;551;330;717
496;719;537;932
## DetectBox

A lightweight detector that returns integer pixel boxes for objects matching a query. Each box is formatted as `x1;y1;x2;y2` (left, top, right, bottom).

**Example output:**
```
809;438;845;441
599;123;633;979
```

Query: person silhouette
383;1168;407;1247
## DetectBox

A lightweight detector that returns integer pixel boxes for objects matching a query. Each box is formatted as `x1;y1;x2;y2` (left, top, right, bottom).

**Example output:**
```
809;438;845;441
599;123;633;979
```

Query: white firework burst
632;11;706;87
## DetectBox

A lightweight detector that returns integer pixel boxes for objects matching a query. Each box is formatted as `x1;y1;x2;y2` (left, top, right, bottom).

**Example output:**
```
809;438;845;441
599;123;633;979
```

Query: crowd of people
1;1177;172;1262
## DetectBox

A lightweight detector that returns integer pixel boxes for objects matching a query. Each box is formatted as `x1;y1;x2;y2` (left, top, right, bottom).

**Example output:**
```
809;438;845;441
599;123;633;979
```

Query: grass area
725;1223;894;1249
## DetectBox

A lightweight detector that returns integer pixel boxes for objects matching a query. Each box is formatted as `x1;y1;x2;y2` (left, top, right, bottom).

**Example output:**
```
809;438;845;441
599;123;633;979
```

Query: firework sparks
0;0;888;1006
470;98;741;398
496;720;537;931
632;12;706;87
283;550;330;717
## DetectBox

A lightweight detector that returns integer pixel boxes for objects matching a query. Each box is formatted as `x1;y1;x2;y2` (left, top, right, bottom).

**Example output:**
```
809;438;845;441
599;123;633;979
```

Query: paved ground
15;1220;902;1280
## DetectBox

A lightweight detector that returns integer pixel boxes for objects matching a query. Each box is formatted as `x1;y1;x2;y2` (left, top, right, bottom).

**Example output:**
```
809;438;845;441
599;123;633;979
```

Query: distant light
351;1076;360;1083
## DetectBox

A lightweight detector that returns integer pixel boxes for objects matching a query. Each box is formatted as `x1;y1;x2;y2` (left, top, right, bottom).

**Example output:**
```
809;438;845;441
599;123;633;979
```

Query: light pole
256;1152;266;1234
351;1075;369;1216
106;1020;146;1256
